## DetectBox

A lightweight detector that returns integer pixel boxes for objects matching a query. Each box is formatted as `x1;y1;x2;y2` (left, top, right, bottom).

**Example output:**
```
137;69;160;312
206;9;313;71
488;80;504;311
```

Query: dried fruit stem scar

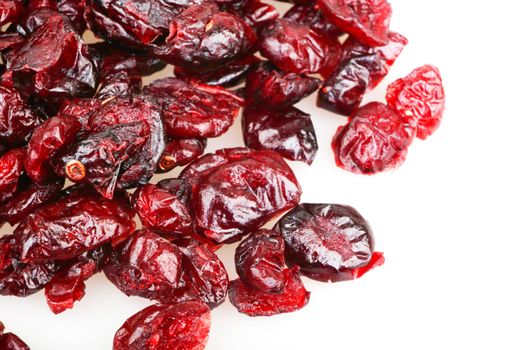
65;160;86;181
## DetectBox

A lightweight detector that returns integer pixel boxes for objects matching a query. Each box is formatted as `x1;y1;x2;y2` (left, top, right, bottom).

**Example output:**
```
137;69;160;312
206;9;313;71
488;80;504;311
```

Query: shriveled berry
0;33;24;53
332;102;414;174
275;203;380;282
242;107;318;164
284;4;342;37
229;267;309;316
0;148;25;204
0;321;30;350
317;0;392;47
158;138;207;173
113;301;211;350
227;0;279;29
0;1;24;26
96;71;142;100
235;229;285;293
143;78;243;138
386;65;445;139
259;19;341;78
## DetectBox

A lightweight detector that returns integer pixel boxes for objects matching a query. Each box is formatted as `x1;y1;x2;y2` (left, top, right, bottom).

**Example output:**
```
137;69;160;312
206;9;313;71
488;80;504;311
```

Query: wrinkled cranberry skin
14;187;136;263
104;230;185;304
97;71;142;100
235;229;285;293
242;107;318;164
157;138;207;173
0;1;24;26
245;62;320;109
189;148;302;243
0;86;42;147
154;3;256;72
227;0;279;29
332;102;414;174
0;148;25;204
284;4;342;37
0;235;59;297
0;322;30;350
259;19;341;78
317;0;392;47
276;203;378;282
132;184;193;239
386;65;445;140
229;267;309;317
0;33;24;52
143;78;243;138
113;301;211;350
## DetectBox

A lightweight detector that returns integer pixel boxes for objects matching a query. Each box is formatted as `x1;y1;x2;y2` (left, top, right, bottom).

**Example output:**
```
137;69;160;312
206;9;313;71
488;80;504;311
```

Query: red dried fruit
275;203;379;282
242;107;318;164
154;3;256;72
235;229;286;293
0;1;24;26
14;186;136;263
0;33;24;52
352;251;384;279
158;138;207;173
317;0;392;47
386;65;445;139
0;148;25;204
186;148;302;243
104;230;184;303
45;244;111;314
97;71;142;100
284;4;342;37
113;301;211;350
0;86;42;147
332;102;414;174
0;321;30;350
227;0;279;29
132;183;193;239
143;78;243;138
245;61;320;109
229;267;309;316
57;0;88;33
259;19;341;78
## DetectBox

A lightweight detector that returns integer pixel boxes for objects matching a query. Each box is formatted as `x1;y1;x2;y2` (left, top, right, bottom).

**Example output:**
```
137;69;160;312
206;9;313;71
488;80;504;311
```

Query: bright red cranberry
113;301;211;350
157;138;207;173
229;267;310;317
0;148;25;204
284;4;342;37
332;102;414;174
386;64;445;139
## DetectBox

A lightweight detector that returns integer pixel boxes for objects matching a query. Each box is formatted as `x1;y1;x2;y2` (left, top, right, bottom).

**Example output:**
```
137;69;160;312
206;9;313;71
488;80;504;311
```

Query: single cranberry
0;321;30;350
157;138;207;173
97;71;142;100
284;4;342;37
0;148;25;204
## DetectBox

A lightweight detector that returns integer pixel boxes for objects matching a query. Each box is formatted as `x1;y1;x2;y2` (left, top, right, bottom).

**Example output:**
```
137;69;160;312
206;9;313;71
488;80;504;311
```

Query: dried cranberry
14;186;136;263
284;4;342;37
132;183;193;239
97;71;142;100
45;244;111;314
57;98;103;128
229;267;310;317
156;178;192;206
0;1;24;26
0;33;24;52
143;78;243;138
186;148;302;243
0;321;30;350
154;3;256;72
113;301;211;350
235;229;286;293
245;61;320;109
275;203;382;281
333;102;414;174
317;0;392;47
242;107;318;164
157;138;207;173
226;0;279;29
259;19;341;78
386;65;445;139
57;0;87;33
0;148;25;204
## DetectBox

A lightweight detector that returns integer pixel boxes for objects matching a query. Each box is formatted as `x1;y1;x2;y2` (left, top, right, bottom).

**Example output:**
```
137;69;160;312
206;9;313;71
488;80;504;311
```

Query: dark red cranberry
113;301;211;350
57;98;103;128
97;71;142;100
229;267;310;317
235;229;286;293
386;65;445;139
317;0;392;47
57;0;88;33
245;61;320;109
0;1;24;26
0;321;30;350
0;33;24;52
0;148;25;204
332;102;414;174
242;107;318;164
275;203;383;281
284;4;342;37
143;78;243;138
226;0;280;29
259;18;341;78
157;138;207;173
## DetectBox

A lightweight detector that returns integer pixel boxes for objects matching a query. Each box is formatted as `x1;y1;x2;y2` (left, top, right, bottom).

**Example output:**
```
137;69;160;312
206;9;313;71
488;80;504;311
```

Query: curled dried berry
259;19;341;78
332;102;414;174
96;71;142;100
158;138;207;173
57;0;87;33
132;184;193;239
14;187;136;263
154;3;256;72
0;148;25;203
0;321;30;350
317;0;392;47
235;229;286;293
188;148;302;243
0;1;24;26
113;301;211;350
284;4;342;37
104;230;184;303
0;33;24;52
143;78;243;138
242;107;318;164
386;65;445;139
245;62;320;109
229;267;310;317
226;0;280;29
45;244;111;314
275;203;381;282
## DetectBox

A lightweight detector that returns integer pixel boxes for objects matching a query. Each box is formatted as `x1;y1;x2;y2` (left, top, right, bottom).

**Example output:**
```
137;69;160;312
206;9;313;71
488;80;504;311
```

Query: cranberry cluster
0;0;445;349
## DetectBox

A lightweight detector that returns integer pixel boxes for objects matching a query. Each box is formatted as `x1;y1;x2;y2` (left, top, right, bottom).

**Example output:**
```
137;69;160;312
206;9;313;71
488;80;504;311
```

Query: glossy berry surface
0;149;25;204
0;321;30;350
158;138;207;173
284;4;342;37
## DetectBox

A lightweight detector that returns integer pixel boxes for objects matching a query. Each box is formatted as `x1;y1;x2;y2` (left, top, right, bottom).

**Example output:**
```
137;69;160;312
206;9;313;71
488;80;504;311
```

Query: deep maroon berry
157;138;207;173
284;4;342;37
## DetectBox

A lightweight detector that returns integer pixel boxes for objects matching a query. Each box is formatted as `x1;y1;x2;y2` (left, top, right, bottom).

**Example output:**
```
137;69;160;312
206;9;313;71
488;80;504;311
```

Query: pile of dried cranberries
0;0;445;348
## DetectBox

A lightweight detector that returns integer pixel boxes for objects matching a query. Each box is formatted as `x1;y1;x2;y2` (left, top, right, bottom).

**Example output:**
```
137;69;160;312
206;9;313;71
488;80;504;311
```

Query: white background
2;0;525;349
